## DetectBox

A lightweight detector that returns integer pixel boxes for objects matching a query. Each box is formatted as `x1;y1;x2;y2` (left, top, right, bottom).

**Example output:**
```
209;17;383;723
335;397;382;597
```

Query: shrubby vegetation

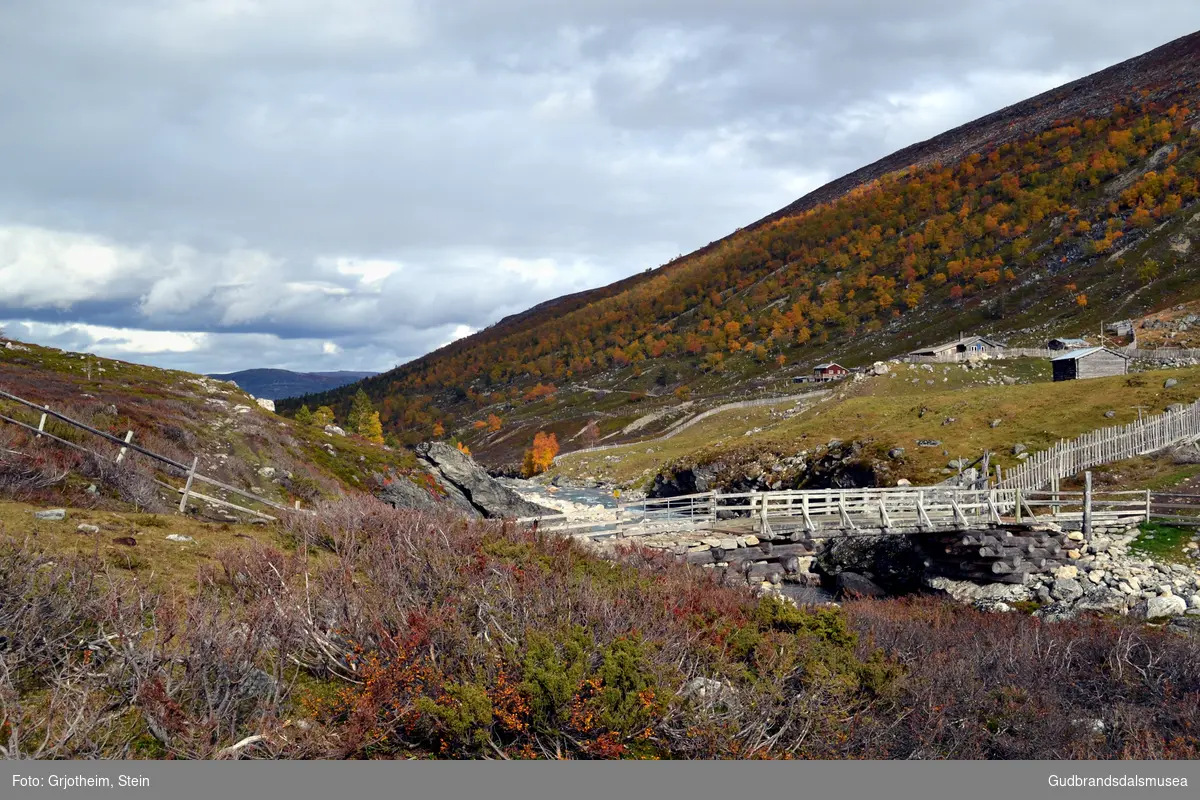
2;498;1197;759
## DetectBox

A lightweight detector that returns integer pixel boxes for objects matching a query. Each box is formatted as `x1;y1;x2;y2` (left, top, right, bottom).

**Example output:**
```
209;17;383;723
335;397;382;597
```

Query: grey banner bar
5;761;1198;800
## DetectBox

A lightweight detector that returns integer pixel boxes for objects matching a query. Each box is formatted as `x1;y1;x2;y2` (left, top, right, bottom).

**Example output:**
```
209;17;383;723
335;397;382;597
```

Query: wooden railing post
37;406;48;439
115;431;134;464
1145;489;1151;523
179;456;199;514
1083;471;1093;539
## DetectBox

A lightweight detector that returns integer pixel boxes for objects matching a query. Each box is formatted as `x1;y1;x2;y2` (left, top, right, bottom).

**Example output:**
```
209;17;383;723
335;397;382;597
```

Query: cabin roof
813;362;844;370
1050;346;1131;362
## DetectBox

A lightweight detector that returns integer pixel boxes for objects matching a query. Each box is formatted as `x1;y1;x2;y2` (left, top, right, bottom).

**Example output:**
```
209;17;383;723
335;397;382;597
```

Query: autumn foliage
521;431;559;477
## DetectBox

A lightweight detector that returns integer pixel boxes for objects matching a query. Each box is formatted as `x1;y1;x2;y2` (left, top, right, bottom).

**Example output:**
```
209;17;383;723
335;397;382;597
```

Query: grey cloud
1;1;1198;372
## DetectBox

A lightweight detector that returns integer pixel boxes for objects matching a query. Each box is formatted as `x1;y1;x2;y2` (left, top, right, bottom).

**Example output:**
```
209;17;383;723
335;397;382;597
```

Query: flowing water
499;478;620;509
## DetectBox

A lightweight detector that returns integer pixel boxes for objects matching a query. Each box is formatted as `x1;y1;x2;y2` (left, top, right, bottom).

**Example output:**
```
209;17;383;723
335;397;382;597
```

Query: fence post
1015;488;1022;523
1145;489;1151;523
615;501;624;539
1082;471;1092;540
115;431;133;464
37;406;48;438
179;456;199;514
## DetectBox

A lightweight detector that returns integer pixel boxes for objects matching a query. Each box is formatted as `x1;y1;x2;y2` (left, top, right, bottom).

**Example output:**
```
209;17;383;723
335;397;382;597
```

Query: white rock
1143;595;1187;619
166;534;195;543
255;397;276;412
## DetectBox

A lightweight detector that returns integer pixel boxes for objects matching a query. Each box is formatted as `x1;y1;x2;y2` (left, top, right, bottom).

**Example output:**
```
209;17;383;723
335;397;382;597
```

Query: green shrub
521;627;593;732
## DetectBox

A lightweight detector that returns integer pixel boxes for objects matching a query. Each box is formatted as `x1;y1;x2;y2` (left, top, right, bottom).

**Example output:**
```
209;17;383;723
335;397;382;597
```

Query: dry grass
554;361;1200;487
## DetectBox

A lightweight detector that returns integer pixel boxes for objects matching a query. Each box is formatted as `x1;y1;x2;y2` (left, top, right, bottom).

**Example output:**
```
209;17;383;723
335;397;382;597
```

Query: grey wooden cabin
907;335;1006;363
1051;347;1130;381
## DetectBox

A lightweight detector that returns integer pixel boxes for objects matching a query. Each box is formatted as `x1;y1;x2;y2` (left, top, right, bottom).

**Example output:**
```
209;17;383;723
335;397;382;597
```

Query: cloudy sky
2;1;1198;375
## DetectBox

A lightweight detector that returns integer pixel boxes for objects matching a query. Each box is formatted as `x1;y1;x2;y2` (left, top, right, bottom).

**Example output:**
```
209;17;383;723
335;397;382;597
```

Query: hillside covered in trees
283;31;1200;460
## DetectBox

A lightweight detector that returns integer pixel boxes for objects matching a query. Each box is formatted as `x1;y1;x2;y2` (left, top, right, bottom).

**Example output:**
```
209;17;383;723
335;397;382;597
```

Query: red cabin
813;362;848;381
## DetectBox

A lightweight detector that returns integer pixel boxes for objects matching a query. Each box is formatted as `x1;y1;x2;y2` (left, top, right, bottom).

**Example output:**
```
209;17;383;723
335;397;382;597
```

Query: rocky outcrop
648;440;885;498
410;442;555;519
816;534;929;595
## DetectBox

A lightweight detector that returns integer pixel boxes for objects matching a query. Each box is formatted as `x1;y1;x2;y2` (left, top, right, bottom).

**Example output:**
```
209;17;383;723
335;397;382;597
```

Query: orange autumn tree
522;432;559;477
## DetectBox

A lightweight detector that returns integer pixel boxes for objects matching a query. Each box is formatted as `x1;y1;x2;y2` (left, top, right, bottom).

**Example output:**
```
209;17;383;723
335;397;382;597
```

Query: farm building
812;362;849;381
1051;347;1130;381
1047;337;1090;351
906;335;1006;362
1106;320;1135;338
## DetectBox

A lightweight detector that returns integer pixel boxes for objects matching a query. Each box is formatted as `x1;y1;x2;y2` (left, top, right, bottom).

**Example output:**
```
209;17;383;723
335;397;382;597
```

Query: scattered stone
888;448;906;459
258;466;277;479
33;509;66;521
1104;410;1116;419
989;419;1002;428
76;524;100;534
1073;588;1128;615
112;536;137;547
1051;578;1085;602
324;425;346;436
1052;565;1079;580
1012;443;1027;455
166;534;195;543
255;398;276;413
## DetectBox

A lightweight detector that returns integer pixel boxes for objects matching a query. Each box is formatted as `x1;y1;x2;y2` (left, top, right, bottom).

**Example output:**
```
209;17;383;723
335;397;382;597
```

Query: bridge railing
521;483;1155;540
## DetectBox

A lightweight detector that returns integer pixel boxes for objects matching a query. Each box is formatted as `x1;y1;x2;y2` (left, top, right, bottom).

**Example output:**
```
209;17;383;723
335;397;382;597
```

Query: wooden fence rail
998;398;1200;492
0;387;307;519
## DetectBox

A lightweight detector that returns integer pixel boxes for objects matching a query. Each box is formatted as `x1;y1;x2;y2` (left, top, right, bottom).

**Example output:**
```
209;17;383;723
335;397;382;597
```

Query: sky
2;1;1199;375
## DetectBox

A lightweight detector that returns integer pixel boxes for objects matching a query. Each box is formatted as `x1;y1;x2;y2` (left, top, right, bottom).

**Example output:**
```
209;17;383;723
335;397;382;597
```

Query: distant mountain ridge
208;368;379;400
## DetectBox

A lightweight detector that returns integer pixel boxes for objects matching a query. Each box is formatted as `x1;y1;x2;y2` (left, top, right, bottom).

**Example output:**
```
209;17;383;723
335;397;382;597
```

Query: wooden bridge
522;483;1155;542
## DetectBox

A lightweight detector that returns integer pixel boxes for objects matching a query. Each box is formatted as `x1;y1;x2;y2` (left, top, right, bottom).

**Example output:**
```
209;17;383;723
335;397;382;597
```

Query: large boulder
415;442;555;519
1137;594;1188;620
378;471;477;517
834;572;888;599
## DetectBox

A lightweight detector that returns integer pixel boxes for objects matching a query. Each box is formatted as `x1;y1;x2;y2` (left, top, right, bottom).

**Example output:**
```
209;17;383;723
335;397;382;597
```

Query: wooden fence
0;388;307;521
997;398;1200;491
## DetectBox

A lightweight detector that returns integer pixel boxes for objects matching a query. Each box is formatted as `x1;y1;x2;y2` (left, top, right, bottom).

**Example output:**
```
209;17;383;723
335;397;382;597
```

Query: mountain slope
0;338;414;514
208;368;379;400
282;31;1200;464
